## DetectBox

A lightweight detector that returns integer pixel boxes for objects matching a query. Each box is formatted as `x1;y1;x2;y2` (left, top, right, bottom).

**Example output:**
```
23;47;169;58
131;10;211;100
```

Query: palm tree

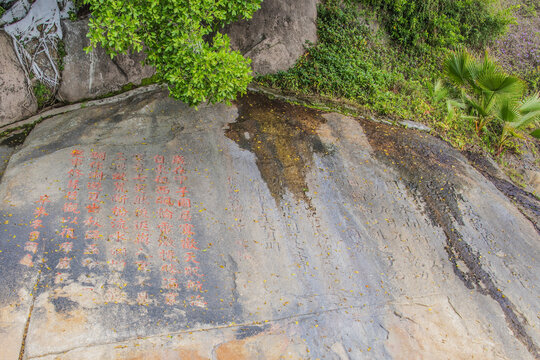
494;93;540;155
444;50;525;136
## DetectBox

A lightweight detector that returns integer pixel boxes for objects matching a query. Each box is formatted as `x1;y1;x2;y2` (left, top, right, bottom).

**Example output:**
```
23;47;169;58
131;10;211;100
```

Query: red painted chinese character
67;191;78;201
176;187;188;197
158;208;173;219
180;223;195;235
173;166;185;175
109;259;126;271
184;266;204;277
135;207;148;217
68;168;82;177
84;243;99;254
189;295;207;308
172;155;184;165
154;155;165;164
155;164;168;174
135;261;149;272
156;196;174;206
89;170;104;180
161;263;178;273
135;232;149;245
158;222;172;235
112;206;127;216
71;149;84;157
133;174;147;181
28;231;40;241
34;207;48;217
156;186;170;194
162;277;179;289
179;210;192;221
87;182;102;191
59;242;73;253
30;219;43;229
111;218;127;230
20;254;34;267
85;230;101;239
136;291;150;306
135;221;148;231
90;151;106;160
82;258;99;269
158;233;173;247
134;184;146;193
56;257;71;269
35;194;50;205
88;192;99;201
186;280;203;292
154;175;168;184
60;227;76;238
86;203;100;213
133;195;147;205
113;194;127;204
61;216;78;224
83;216;102;227
114;162;126;171
67;179;79;190
181;237;199;250
178;198;191;208
71;157;83;167
89;160;103;169
112;172;126;180
111;247;127;256
174;175;187;184
184;252;199;264
24;242;38;254
159;249;175;261
105;287;126;303
164;292;178;305
109;231;127;242
114;182;126;193
63;202;80;214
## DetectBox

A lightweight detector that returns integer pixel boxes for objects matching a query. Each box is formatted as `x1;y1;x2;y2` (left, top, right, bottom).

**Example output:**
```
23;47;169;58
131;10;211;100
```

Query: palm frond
444;50;472;87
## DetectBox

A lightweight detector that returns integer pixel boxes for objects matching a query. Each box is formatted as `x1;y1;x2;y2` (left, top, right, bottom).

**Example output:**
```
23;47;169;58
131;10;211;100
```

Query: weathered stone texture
0;91;538;359
0;31;37;127
226;0;318;75
57;19;154;103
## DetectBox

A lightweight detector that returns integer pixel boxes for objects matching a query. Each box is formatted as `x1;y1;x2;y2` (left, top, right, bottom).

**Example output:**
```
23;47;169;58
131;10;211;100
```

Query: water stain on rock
361;119;540;358
227;93;326;207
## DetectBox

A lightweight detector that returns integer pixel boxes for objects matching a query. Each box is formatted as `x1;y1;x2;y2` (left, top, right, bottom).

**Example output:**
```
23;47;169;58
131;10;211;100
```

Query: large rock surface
57;19;154;103
0;90;539;359
0;31;37;127
226;0;318;75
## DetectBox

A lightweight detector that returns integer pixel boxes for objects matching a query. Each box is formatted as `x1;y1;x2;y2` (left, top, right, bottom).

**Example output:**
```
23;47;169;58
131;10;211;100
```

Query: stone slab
0;91;538;359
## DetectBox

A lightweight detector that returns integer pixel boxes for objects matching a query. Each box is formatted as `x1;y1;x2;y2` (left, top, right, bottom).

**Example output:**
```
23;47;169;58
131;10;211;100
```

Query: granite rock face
0;31;37;127
226;0;318;75
57;19;154;103
0;90;538;359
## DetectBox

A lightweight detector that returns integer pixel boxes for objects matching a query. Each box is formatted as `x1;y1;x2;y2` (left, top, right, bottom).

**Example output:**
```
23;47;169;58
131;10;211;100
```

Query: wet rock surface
0;90;539;359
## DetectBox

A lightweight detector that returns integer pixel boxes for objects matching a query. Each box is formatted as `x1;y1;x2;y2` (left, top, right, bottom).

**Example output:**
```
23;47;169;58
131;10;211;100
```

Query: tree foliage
83;0;262;106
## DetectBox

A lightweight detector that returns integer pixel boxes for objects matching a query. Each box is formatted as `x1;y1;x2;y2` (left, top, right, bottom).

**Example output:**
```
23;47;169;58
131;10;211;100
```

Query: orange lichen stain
216;339;250;360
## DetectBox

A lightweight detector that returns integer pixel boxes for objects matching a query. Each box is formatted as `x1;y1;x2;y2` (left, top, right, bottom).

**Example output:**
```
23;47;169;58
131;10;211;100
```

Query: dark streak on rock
360;119;540;358
227;93;327;207
235;325;269;340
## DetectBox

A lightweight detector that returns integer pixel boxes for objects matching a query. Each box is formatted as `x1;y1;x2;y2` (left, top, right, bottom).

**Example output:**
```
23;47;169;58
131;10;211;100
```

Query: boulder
57;19;154;103
0;31;37;127
226;0;318;75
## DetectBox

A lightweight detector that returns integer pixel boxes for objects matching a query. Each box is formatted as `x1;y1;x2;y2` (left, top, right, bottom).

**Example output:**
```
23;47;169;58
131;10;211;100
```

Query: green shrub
356;0;513;52
258;1;436;120
33;82;54;108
